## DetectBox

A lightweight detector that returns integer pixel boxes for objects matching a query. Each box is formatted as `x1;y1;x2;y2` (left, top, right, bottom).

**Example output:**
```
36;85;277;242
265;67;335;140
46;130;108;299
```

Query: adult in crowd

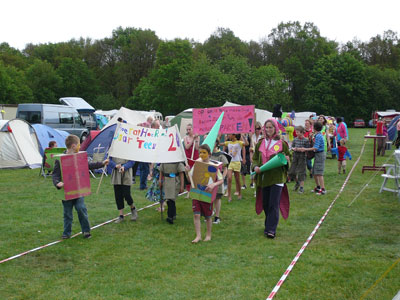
317;115;331;152
252;119;290;239
183;123;200;168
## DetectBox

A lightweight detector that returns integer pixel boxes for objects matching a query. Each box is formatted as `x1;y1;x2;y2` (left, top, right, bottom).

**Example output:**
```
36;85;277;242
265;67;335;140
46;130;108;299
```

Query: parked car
354;119;365;128
16;103;89;141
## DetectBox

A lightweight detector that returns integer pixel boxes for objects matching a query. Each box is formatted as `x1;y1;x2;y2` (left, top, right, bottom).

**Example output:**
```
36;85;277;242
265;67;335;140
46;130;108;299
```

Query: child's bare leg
338;162;341;174
214;198;221;218
204;217;212;241
227;169;233;201
234;171;241;197
299;180;304;188
192;214;202;243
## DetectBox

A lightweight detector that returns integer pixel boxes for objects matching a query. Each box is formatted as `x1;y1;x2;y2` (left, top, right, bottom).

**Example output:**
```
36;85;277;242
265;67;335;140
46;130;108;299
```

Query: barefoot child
159;162;185;224
190;144;224;243
52;135;108;239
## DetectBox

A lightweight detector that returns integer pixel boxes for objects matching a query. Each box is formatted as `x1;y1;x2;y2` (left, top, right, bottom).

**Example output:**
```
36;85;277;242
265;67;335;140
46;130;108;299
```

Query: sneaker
241;185;247;190
317;189;326;195
166;217;174;224
250;183;255;188
114;216;124;223
83;232;92;239
213;217;221;224
61;234;70;239
293;182;300;191
132;178;136;184
298;187;304;194
311;187;320;193
131;208;138;221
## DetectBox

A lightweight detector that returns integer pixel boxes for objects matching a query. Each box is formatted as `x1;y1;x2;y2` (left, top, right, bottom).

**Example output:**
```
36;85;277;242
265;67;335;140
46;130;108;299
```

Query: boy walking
289;126;310;193
52;135;108;239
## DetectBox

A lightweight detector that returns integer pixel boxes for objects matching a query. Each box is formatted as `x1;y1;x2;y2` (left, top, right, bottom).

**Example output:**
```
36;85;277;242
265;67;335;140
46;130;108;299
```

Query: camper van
16;104;89;141
59;97;97;130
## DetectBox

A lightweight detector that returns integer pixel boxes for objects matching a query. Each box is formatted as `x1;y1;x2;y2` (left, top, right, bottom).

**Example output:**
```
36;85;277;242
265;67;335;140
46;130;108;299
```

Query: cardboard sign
60;152;91;201
192;105;255;134
44;147;66;172
189;159;222;203
108;123;187;163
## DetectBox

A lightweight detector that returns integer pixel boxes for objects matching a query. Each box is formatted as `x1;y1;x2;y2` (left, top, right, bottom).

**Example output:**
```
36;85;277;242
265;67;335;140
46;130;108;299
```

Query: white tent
0;119;42;169
102;107;162;130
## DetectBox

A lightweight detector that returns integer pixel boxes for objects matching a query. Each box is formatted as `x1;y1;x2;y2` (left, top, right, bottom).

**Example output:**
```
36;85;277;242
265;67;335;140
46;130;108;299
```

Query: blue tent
85;124;117;156
32;124;69;156
94;114;109;130
388;115;400;141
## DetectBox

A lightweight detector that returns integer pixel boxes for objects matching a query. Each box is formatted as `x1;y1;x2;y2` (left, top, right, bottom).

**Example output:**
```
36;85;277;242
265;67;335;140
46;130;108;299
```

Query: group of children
53;115;352;242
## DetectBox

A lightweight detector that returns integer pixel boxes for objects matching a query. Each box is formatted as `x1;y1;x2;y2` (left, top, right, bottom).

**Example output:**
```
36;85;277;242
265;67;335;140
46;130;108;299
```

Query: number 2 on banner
168;133;177;151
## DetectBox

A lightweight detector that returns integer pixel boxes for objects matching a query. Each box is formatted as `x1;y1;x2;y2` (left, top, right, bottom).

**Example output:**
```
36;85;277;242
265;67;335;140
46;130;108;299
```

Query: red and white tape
266;140;366;300
0;201;160;264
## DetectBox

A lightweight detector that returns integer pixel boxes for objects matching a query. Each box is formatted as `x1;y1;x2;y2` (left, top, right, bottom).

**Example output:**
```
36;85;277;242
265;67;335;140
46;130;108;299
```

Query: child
52;135;108;239
191;144;224;243
159;162;185;224
223;134;245;202
301;122;326;195
109;157;138;223
289;126;310;193
332;139;352;174
211;139;229;224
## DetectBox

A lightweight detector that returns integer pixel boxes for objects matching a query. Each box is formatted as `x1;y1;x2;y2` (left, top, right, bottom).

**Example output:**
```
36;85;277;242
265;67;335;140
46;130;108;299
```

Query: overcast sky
2;0;399;50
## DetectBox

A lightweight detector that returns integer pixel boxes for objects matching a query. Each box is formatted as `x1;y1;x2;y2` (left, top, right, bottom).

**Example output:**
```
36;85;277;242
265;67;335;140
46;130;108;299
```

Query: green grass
1;128;400;300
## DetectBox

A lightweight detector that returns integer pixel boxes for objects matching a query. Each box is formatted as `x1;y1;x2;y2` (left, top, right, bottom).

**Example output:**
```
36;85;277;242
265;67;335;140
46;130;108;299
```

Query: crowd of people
51;113;367;243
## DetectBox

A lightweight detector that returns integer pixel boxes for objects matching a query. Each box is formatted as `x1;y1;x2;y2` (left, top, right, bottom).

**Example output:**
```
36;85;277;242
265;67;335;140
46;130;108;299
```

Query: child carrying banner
189;144;224;243
52;135;108;239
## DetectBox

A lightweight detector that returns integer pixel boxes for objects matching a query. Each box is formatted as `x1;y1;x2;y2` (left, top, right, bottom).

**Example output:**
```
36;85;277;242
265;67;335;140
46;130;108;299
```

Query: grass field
1;128;400;300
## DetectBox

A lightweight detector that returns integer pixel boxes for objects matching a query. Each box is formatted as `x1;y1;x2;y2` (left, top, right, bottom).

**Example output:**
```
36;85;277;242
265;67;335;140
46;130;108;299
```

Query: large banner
192;105;255;135
108;123;187;163
60;151;91;201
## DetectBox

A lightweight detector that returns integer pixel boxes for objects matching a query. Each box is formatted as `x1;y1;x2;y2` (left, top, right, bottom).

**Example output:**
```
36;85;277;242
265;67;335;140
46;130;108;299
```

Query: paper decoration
189;159;222;203
202;112;224;151
44;147;66;172
108;123;186;163
192;105;255;134
60;151;91;200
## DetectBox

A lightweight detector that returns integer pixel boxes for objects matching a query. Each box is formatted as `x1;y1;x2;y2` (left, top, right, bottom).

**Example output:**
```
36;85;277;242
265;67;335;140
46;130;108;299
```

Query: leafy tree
25;59;62;103
112;27;160;104
304;53;369;121
200;28;249;62
0;62;33;104
262;21;338;109
56;58;99;103
0;43;27;69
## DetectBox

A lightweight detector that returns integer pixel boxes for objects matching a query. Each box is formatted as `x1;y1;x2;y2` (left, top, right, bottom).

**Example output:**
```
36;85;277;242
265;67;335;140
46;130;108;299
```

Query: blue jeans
139;162;149;189
62;197;90;236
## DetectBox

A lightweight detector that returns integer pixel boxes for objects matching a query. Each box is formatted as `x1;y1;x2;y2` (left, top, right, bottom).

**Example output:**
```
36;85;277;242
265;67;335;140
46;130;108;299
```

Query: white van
16;104;89;141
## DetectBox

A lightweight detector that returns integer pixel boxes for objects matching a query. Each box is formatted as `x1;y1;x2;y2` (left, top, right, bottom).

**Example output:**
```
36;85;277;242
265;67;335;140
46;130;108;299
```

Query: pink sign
192;105;255;134
60;152;91;201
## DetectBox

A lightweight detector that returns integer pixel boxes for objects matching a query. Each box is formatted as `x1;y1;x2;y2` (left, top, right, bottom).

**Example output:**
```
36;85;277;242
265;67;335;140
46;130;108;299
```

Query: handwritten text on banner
192;105;255;134
108;123;186;163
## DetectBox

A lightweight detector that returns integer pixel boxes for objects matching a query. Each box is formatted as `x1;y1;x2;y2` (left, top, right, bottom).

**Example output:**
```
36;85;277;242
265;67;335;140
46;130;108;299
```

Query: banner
60;152;91;201
108;123;187;163
192;105;255;135
189;160;222;203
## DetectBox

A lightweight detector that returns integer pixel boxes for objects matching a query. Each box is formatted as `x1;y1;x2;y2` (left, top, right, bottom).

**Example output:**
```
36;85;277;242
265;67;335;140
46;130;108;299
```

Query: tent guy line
266;139;367;300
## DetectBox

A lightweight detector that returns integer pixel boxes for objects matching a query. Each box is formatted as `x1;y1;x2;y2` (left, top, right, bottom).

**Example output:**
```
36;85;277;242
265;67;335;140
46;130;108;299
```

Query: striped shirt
314;133;325;152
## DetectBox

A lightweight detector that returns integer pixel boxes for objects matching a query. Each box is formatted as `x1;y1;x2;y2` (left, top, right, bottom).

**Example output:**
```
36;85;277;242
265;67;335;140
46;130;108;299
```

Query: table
362;135;387;173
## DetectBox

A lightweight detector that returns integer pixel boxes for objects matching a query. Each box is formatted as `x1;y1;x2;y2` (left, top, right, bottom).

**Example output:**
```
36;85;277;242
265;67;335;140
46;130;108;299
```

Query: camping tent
83;124;117;155
102;107;148;130
169;109;193;138
32;124;69;156
0;119;42;169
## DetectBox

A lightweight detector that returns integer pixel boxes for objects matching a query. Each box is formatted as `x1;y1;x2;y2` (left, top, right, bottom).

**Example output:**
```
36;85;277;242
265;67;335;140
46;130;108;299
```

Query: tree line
1;21;400;122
